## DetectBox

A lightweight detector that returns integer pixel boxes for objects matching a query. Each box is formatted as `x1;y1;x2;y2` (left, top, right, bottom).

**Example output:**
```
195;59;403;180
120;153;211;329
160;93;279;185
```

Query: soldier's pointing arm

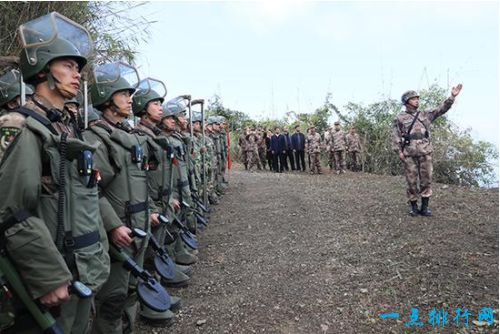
429;84;462;122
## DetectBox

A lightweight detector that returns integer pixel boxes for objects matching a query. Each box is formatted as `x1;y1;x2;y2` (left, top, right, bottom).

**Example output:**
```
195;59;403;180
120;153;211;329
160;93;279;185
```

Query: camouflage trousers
348;151;360;171
246;149;262;170
240;149;247;167
328;151;335;169
334;150;346;171
310;152;322;174
403;154;433;201
258;148;267;169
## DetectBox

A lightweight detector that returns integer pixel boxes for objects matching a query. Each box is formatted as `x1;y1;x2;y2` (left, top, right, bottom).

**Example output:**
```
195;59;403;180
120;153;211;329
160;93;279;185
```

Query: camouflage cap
334;121;340;125
401;90;419;104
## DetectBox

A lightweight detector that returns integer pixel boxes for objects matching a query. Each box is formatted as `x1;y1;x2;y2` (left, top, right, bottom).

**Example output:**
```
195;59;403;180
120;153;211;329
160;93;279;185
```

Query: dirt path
141;166;498;334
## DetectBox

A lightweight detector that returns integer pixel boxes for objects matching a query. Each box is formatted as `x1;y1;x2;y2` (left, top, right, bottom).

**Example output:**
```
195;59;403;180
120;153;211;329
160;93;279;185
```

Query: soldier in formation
328;121;347;174
0;11;225;334
346;127;362;171
306;125;323;174
392;85;462;216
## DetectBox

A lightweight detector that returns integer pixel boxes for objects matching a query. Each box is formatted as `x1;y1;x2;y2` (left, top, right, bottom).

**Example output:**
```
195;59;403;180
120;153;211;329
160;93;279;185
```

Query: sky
133;1;499;150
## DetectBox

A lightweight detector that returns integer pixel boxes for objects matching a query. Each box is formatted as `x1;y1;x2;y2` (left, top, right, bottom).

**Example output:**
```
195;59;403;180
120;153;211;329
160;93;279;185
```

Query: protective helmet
87;108;101;123
160;107;175;120
18;12;91;84
217;116;226;124
162;96;188;118
78;107;100;123
64;97;80;107
90;62;139;108
401;90;419;104
132;78;167;116
191;111;203;123
0;69;34;107
206;116;216;125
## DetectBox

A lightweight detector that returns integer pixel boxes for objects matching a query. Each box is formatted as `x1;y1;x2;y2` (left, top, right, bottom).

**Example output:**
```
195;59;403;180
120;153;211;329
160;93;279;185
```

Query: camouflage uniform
324;130;335;169
211;129;223;192
238;132;248;169
246;132;262;170
257;131;267;169
204;130;218;202
392;95;455;201
306;132;322;174
219;127;228;182
346;132;362;171
331;127;347;173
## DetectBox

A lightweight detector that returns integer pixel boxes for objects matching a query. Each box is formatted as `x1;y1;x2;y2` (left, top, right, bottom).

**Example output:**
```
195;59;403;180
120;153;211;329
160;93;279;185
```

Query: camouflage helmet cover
401;90;419;104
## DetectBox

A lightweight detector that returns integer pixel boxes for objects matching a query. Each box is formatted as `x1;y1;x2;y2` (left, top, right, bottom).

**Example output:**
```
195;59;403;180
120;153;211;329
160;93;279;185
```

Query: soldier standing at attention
246;128;262;171
323;126;334;170
238;127;249;170
392;84;463;216
306;125;323;174
346;126;362;172
331;121;347;174
0;12;110;334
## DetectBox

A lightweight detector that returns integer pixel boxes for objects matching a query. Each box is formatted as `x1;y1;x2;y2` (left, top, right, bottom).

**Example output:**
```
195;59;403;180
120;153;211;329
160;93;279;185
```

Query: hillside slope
141;167;498;333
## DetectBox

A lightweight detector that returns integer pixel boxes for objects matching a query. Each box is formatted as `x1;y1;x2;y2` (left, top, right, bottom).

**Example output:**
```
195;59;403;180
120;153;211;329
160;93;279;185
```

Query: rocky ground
139;165;499;334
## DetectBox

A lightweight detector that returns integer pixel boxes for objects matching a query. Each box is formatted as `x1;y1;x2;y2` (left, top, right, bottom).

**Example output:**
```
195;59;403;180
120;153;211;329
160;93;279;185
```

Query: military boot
161;268;190;288
420;197;432;216
409;200;419;217
139;305;175;327
175;263;193;277
172;237;198;265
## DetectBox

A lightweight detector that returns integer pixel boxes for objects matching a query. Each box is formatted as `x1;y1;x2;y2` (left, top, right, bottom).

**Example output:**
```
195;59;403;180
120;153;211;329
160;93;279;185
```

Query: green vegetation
216;85;498;187
0;1;153;73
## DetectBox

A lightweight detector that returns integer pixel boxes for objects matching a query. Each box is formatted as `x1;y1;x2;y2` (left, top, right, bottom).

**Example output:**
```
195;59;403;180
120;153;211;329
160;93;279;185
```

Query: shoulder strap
406;110;421;136
88;125;121;174
16;106;58;135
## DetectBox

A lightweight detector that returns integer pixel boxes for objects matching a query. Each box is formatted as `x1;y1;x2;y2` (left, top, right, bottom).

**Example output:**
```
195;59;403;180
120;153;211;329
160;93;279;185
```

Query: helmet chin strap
47;72;76;99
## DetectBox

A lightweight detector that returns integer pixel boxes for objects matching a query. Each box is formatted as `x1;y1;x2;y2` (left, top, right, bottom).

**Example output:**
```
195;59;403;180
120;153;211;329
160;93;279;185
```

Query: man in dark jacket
270;127;283;172
282;127;295;171
291;125;306;171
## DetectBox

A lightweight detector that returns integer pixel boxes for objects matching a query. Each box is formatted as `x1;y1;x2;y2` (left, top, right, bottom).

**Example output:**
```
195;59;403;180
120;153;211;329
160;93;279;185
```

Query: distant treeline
209;86;498;187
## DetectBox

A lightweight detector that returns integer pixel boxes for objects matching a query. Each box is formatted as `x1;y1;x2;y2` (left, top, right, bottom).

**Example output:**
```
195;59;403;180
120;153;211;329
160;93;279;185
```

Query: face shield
93;62;139;90
18;12;92;67
136;78;167;100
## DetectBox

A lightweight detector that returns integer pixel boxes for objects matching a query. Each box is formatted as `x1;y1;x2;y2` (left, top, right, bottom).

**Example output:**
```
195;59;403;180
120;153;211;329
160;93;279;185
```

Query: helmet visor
136;77;167;100
165;95;188;113
18;12;92;66
93;62;139;90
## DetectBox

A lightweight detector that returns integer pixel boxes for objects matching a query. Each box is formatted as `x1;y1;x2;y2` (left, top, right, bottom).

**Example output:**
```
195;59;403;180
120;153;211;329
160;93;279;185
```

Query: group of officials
238;122;363;175
238;82;464;219
0;12;230;334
